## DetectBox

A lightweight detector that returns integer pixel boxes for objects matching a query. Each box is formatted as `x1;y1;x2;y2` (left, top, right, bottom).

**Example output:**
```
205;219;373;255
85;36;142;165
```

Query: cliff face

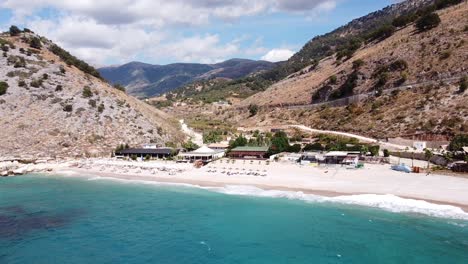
0;32;183;159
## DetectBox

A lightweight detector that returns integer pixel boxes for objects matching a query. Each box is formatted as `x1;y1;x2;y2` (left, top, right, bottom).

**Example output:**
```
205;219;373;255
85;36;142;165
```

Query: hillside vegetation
165;0;467;140
167;0;463;105
0;29;183;159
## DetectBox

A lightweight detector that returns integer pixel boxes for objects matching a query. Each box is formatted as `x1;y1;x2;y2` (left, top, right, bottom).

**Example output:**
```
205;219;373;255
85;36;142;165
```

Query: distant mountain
98;59;276;98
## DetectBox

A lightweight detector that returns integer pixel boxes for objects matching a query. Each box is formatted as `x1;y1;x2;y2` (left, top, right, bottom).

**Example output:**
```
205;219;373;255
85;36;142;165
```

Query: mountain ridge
98;58;276;98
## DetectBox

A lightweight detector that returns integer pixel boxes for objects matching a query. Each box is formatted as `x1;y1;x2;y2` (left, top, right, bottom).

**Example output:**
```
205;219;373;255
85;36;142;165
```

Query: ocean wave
209;185;468;221
85;176;468;221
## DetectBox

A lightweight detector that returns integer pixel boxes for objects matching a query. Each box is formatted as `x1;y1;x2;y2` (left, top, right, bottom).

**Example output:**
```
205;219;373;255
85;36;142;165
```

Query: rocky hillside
98;59;276;98
230;2;467;138
0;30;184;159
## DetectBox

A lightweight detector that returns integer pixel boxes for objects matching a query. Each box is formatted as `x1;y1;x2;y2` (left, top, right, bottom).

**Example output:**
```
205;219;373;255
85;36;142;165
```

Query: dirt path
291;124;409;151
179;119;204;146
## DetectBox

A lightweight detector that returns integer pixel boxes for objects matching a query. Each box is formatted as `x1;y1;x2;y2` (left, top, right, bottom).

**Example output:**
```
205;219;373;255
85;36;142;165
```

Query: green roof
231;146;269;152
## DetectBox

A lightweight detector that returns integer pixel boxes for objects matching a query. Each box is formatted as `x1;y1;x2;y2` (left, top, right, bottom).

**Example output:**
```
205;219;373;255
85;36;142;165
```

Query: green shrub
329;75;337;84
49;44;102;79
383;149;390;157
303;142;324;151
416;13;441;31
1;45;9;52
448;134;468;151
113;84;126;92
88;99;96;108
59;65;66;74
367;24;396;42
82;86;93;98
13;56;26;68
18;80;26;87
42;73;48;80
63;104;73;112
392;14;417;27
369;145;380;156
0;81;9;95
330;71;359;99
459;76;467;93
248;104;258;117
439;50;451;60
30;79;43;88
375;72;389;87
9;25;21;36
352;59;364;69
97;103;105;113
29;37;42;49
55;85;63;91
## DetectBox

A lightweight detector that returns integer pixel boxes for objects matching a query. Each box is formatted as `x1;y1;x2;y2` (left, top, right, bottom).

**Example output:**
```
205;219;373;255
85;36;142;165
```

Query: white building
178;146;225;163
413;141;427;152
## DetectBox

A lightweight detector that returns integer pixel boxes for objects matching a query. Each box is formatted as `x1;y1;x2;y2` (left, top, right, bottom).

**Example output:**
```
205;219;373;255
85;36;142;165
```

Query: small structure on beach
115;148;176;160
207;143;229;151
342;155;359;167
324;151;350;164
178;146;225;163
228;146;269;159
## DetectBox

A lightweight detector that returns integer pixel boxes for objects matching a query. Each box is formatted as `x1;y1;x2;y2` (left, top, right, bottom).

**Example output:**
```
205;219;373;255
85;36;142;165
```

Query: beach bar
228;146;269;159
178;146;225;163
115;148;176;159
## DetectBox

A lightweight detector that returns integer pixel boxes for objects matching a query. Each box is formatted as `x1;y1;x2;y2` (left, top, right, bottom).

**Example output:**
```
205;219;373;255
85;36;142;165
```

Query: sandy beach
44;158;468;213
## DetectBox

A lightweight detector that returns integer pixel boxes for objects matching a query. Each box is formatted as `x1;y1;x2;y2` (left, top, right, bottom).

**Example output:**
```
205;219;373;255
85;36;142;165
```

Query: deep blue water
1;174;468;264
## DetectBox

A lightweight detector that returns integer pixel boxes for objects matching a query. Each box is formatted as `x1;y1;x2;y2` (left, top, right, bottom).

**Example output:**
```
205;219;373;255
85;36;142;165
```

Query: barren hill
181;1;467;139
0;30;184;159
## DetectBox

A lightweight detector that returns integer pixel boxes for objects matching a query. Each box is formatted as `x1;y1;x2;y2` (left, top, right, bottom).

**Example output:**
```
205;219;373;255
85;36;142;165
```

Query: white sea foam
84;176;468;221
210;185;468;221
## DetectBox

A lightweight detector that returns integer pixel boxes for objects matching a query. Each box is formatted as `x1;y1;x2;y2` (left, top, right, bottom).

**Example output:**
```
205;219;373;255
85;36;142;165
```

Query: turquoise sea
1;174;468;264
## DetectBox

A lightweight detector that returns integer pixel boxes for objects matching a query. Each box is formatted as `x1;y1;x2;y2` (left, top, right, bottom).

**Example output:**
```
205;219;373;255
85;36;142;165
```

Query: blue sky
0;0;396;66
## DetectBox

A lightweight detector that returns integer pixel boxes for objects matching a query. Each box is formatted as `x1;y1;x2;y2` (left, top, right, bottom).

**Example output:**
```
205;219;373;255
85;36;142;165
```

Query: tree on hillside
182;141;199;151
9;25;21;36
229;135;248;149
415;13;441;31
248;104;258;117
448;134;468;151
268;131;290;155
113;84;126;93
29;37;42;49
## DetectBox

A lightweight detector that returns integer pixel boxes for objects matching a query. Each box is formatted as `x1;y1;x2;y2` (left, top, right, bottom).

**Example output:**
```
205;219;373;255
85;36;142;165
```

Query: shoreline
4;158;468;218
46;157;468;217
61;168;468;213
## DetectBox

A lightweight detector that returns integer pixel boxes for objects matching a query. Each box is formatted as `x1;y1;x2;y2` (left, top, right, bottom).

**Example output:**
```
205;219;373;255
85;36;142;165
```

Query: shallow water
1;174;467;264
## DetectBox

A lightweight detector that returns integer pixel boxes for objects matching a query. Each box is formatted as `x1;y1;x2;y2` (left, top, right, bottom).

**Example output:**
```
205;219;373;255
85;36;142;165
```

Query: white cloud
261;49;295;62
0;0;337;65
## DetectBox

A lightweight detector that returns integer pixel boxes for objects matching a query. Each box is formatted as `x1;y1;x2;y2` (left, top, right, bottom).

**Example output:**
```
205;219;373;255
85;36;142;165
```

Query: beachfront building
178;146;225;163
228;146;269;159
207;143;229;151
324;151;350;164
115;148;176;160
